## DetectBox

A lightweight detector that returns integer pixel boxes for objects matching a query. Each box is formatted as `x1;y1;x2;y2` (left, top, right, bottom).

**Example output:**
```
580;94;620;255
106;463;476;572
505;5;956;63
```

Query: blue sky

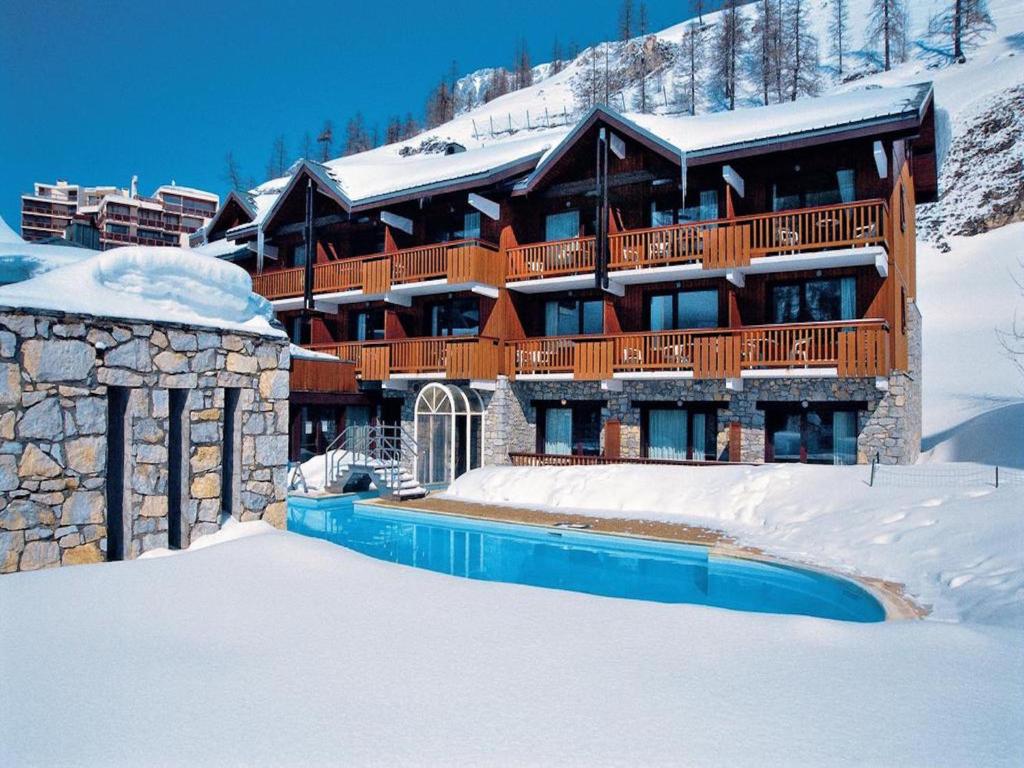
0;0;703;228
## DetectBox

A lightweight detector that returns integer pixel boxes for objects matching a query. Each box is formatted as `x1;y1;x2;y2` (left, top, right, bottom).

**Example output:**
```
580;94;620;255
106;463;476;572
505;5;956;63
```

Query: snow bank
0;245;283;337
1;527;1020;766
0;214;95;284
289;343;338;361
444;463;1024;627
916;222;1024;459
138;517;279;559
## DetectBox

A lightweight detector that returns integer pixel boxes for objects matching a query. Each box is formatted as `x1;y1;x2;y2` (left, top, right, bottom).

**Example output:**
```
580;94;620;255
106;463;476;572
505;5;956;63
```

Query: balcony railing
307;336;502;381
507;200;888;281
251;239;502;301
508;452;738;467
290;358;358;393
506;319;889;380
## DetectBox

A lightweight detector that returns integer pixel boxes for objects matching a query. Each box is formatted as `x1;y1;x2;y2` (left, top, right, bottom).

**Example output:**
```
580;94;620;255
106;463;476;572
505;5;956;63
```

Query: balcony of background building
506;200;889;291
252;239;504;307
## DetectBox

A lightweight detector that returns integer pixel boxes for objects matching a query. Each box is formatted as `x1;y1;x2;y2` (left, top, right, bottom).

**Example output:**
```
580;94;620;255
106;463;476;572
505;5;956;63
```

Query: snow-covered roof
289;343;339;361
154;184;219;202
190;238;251;261
224;82;932;240
0;215;97;284
0;246;283;337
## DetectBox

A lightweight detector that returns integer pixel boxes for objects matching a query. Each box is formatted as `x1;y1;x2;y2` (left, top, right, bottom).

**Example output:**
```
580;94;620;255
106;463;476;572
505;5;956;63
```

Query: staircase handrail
323;423;420;498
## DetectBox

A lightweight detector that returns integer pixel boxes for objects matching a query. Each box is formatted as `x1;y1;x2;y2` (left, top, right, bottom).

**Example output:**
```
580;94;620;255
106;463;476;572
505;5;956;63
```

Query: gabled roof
259;160;354;234
202;190;257;241
513;104;685;195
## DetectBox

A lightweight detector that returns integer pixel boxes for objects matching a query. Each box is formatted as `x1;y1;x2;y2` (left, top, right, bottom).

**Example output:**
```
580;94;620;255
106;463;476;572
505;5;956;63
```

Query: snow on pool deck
1;520;1021;767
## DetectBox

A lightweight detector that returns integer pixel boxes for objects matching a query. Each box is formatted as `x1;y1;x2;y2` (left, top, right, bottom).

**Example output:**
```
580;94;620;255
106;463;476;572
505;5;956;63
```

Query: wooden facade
213;98;933;398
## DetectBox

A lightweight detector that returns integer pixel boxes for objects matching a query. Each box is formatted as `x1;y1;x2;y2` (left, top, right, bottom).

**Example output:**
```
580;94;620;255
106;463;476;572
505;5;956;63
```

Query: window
765;405;859;465
651;189;719;226
770;277;856;324
289;243;307;268
544;298;604;336
899;184;906;233
162;193;183;206
288;316;310;345
772;169;856;211
643;407;718;461
349;309;385;341
457;211;481;240
428;297;479;337
647;289;719;330
537;402;602;456
105;223;128;235
545;210;580;241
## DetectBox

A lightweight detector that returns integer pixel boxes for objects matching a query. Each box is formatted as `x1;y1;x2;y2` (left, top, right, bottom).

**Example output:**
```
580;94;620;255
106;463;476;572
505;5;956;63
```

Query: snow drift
0;245;283;336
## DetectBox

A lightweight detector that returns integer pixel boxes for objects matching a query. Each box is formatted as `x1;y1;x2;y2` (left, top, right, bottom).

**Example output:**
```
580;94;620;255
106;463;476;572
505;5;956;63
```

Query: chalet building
21;179;218;249
199;83;937;483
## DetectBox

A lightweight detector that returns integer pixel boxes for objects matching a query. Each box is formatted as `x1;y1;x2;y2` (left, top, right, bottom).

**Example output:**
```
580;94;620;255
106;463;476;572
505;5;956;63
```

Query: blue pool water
287;495;885;623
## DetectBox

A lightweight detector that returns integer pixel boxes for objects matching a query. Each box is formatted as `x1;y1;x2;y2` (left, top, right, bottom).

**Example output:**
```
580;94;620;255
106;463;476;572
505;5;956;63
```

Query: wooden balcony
306;336;502;381
290;358;358;393
506;200;888;281
250;239;502;302
506;319;889;381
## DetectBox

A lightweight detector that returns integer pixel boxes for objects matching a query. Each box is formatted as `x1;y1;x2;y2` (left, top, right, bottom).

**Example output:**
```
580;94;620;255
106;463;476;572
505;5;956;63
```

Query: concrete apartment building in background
20;178;219;249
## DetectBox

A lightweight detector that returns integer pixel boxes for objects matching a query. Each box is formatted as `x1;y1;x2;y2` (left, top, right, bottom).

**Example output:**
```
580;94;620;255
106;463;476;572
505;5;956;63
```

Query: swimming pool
287;495;885;623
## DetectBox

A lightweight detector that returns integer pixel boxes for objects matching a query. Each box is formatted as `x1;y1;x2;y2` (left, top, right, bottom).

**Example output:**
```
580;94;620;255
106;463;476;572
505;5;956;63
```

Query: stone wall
0;308;289;573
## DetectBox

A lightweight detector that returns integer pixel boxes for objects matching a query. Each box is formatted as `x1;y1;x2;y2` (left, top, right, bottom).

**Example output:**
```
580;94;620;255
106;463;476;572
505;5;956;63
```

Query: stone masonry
0;308;290;573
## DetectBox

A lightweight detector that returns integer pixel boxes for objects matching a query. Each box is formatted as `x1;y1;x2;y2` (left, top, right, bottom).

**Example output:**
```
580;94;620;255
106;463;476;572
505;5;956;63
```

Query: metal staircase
322;424;426;500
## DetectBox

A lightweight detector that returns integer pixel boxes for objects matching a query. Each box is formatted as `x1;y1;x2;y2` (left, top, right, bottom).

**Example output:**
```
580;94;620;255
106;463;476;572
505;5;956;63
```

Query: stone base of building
0;309;290;573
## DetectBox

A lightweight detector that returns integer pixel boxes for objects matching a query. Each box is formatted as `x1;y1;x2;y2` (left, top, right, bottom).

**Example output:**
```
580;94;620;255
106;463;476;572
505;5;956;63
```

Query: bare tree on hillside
750;0;781;105
265;135;289;180
344;113;372;156
783;0;820;100
929;0;992;63
997;263;1024;378
402;113;418;140
317;121;334;162
694;0;705;26
551;38;565;75
712;0;749;111
637;2;650;112
676;21;706;115
300;132;314;161
484;68;511;103
223;151;248;193
385;116;403;145
869;0;909;71
424;77;454;128
619;0;635;40
514;38;533;90
829;0;850;77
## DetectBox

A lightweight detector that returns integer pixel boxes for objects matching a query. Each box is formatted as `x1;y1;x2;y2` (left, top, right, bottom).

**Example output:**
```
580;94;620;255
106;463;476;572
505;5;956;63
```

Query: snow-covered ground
1;521;1020;767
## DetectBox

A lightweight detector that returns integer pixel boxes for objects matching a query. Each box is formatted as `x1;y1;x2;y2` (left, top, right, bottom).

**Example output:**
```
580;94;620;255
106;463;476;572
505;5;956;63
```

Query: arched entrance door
414;383;484;487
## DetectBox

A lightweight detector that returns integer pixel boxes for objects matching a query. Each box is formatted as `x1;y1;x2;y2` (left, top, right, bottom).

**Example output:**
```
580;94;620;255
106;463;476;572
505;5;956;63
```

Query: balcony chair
853;222;878;241
621;346;643;366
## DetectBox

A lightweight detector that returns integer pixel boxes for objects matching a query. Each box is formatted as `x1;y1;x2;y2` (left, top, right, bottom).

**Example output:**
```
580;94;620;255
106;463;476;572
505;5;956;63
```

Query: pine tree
223;151;247;193
619;0;634;41
265;135;288;180
712;0;749;111
869;0;909;71
783;0;819;101
829;0;849;77
676;21;705;115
